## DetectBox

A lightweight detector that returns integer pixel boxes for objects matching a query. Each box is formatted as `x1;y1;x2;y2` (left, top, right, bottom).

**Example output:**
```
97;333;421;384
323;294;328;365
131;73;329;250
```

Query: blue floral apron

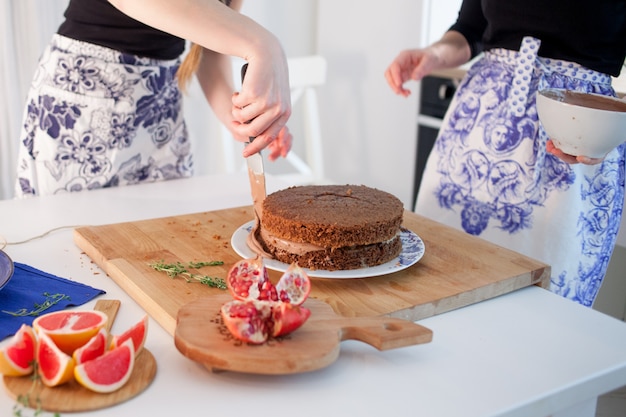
15;34;193;197
416;37;626;306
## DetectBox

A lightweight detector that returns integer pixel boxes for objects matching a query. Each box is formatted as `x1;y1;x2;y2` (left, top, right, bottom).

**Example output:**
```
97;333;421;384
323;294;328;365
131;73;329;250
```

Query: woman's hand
385;30;471;97
385;48;435;97
231;54;292;158
546;139;605;165
265;126;292;161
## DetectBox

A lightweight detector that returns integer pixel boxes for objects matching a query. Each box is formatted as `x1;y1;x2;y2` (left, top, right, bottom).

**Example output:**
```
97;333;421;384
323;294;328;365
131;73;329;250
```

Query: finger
233;108;289;143
239;120;291;157
546;139;577;164
266;140;282;161
384;67;398;90
241;135;273;157
231;100;264;125
576;155;604;165
281;130;293;157
384;65;407;95
549;149;578;164
267;128;292;161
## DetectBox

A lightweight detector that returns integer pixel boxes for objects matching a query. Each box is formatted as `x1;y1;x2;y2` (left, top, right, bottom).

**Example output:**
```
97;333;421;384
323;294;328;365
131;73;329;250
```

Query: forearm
428;30;472;70
108;0;283;64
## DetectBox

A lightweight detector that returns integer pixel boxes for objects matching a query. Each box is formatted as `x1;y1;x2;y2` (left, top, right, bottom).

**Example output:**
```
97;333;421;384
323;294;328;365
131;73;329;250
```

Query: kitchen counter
1;173;626;417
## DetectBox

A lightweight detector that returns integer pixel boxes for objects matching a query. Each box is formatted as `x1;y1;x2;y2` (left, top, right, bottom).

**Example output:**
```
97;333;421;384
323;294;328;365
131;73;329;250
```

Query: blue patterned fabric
15;34;193;197
416;37;626;306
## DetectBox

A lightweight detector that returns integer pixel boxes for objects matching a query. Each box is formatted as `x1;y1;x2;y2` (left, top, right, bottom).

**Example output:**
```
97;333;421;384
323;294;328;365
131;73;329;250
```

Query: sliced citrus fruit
0;324;37;376
74;339;135;393
33;309;108;355
37;331;75;387
110;315;148;355
72;328;108;365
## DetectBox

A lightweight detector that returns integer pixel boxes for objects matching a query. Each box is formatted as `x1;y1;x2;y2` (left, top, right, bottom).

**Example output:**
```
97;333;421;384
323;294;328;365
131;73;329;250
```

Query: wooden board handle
329;317;433;351
94;299;121;333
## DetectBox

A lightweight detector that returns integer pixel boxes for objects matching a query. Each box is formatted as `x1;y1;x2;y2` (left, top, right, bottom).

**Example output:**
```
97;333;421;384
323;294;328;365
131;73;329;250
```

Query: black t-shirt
57;0;185;60
450;0;626;76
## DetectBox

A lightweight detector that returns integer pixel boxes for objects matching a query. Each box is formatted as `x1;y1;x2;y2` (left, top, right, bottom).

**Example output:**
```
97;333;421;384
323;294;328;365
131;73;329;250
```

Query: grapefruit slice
0;324;37;376
33;309;108;355
37;331;75;387
110;315;148;355
72;328;108;365
74;339;135;393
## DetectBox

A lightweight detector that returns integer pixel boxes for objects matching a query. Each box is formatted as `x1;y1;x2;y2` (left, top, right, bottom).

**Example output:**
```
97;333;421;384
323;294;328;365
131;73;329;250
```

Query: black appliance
412;75;458;210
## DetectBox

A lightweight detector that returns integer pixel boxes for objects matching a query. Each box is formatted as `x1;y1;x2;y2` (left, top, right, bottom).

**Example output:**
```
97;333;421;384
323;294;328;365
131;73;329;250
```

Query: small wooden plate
175;294;433;375
2;300;157;413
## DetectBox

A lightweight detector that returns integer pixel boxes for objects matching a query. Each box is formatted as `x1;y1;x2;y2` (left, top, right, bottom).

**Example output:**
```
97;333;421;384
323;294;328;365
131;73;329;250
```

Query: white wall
421;0;462;46
315;0;423;208
0;0;68;200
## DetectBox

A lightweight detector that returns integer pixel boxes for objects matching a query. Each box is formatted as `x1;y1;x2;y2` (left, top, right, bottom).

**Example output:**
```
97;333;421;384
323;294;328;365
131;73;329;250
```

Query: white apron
15;34;193;197
416;37;626;306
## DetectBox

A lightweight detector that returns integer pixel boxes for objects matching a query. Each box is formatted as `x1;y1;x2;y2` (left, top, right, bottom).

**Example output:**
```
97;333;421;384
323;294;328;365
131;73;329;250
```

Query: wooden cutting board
74;206;550;337
175;294;433;374
2;300;157;413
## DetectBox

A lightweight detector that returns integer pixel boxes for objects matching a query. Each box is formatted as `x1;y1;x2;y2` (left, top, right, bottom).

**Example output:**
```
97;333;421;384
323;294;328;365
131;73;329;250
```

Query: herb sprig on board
149;260;226;290
2;293;70;317
12;362;60;417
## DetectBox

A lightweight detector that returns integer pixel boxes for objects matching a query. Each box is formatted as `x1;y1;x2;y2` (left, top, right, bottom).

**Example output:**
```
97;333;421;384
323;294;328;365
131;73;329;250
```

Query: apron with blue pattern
416;37;626;306
15;34;193;197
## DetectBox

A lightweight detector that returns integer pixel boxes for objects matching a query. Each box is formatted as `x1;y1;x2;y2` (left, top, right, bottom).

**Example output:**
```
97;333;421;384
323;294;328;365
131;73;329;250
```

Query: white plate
230;221;425;279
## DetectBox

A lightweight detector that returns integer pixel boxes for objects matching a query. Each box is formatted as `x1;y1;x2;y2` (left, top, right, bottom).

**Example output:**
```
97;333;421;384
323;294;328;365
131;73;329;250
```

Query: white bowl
536;89;626;158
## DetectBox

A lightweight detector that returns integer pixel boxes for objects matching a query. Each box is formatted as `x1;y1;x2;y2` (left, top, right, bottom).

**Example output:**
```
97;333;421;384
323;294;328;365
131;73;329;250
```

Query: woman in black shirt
15;0;292;197
385;0;626;306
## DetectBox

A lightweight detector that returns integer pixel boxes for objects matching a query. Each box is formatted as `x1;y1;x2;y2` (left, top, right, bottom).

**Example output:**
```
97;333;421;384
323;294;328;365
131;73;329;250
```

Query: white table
1;174;625;417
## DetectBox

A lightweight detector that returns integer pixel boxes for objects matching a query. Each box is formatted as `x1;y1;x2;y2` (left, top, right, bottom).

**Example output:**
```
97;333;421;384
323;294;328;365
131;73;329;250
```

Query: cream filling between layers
258;227;400;256
258;227;324;255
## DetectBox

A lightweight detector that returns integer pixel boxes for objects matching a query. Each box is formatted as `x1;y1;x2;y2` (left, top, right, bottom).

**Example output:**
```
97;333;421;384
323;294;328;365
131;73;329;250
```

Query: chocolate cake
254;185;404;271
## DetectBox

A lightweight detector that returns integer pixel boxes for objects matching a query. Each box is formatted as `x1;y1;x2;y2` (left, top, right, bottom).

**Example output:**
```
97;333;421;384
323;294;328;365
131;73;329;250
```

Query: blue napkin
0;263;105;341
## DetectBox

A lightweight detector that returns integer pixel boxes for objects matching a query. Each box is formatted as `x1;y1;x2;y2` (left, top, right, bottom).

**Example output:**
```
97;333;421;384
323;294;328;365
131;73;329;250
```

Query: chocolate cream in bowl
541;90;626;112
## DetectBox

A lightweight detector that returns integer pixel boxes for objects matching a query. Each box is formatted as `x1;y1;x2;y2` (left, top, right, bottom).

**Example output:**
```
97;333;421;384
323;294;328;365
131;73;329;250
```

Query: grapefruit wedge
33;309;108;355
72;328;108;365
110;315;148;355
74;339;135;393
0;324;37;376
37;332;75;387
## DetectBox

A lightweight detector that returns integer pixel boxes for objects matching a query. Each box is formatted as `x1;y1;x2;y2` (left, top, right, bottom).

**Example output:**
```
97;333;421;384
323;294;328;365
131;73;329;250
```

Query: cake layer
260;233;402;271
261;185;404;248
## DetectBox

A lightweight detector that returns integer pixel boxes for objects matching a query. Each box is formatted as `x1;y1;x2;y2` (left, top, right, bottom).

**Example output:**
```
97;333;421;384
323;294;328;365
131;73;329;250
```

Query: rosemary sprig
149;260;226;290
2;293;70;317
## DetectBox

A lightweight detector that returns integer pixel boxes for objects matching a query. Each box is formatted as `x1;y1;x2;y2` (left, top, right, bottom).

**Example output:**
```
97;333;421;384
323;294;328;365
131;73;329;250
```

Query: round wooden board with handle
2;300;157;413
174;294;433;375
